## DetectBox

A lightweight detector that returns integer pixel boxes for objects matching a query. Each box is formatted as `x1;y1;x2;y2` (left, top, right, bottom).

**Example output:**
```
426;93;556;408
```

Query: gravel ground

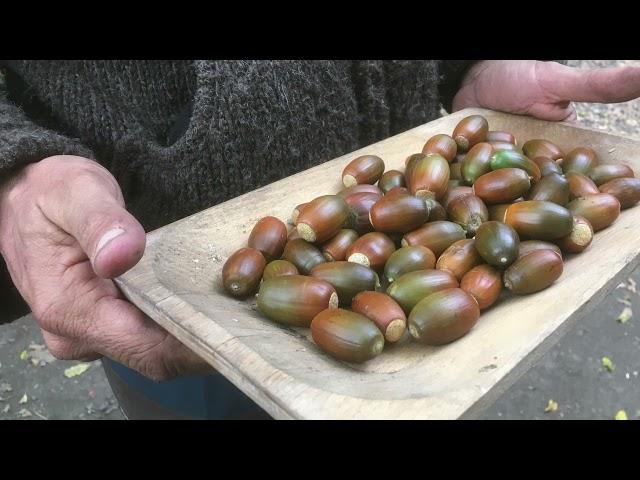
1;60;639;420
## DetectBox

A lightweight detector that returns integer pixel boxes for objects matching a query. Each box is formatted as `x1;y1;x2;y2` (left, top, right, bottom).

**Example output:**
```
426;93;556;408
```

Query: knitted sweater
0;60;474;320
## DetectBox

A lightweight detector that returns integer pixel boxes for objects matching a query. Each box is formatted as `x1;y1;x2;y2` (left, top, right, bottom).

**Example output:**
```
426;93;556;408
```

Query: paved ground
1;60;639;420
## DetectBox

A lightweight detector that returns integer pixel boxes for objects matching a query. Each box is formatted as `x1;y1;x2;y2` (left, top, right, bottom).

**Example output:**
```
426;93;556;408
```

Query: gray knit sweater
0;60;473;319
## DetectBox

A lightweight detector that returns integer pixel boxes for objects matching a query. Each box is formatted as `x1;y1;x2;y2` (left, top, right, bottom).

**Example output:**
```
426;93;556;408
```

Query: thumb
39;160;146;279
540;62;640;104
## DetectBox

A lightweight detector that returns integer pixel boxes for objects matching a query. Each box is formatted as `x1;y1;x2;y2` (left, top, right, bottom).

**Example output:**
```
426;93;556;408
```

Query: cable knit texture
0;60;474;320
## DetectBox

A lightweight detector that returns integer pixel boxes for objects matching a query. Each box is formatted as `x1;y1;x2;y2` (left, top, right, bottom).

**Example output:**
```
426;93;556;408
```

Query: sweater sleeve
0;69;94;180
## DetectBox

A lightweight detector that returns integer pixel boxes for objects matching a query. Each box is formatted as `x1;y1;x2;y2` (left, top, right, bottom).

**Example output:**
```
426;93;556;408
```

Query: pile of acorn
221;114;640;364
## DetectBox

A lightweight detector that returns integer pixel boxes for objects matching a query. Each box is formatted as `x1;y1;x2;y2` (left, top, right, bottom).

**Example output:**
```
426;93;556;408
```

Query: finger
540;62;640;104
41;330;102;362
38;159;147;279
526;101;577;122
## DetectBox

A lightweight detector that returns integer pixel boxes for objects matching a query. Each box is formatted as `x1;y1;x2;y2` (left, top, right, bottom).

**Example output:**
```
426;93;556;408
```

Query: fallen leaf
602;356;615;372
615;410;628;420
545;399;559;413
618;307;633;324
27;343;56;366
18;394;28;405
628;278;637;293
64;363;91;378
0;383;12;393
616;282;627;289
17;408;32;418
2;404;9;414
19;350;28;361
617;297;632;306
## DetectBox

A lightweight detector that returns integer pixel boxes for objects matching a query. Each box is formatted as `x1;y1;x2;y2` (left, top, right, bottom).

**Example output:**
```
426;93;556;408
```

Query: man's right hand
0;155;212;381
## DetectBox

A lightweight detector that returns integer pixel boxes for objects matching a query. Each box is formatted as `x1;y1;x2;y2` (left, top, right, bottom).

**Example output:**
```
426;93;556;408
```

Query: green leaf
64;363;91;378
615;410;628;420
602;357;615;372
19;350;28;361
617;307;632;324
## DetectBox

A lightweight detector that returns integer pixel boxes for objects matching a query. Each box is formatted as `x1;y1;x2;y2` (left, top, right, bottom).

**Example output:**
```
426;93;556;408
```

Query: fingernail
96;227;126;257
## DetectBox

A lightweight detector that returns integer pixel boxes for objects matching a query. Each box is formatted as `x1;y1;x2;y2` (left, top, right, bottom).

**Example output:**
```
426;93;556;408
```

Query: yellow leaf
615;410;628;420
19;350;28;361
617;307;632;323
544;399;559;413
602;357;615;372
63;363;91;378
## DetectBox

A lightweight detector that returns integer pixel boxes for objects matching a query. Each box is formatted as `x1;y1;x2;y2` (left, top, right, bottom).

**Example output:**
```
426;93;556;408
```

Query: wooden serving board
115;108;640;420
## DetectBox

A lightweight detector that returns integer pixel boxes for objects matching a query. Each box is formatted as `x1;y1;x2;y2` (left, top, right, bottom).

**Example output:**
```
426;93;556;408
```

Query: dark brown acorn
461;142;493;185
406;153;450;200
311;309;385;363
338;184;384;199
490;150;542;182
488;141;520;152
369;190;429;233
408;288;480;345
472;168;531;205
344;191;380;234
310;261;378;306
401;221;466;257
560;147;598;175
257;275;338;327
474;221;520;268
346;232;396;271
486;130;517;144
446;194;489;237
378;170;406;193
522;139;565;161
351;291;407;343
321;229;359;261
588;164;635;186
262;259;299;281
283;238;327;274
387;269;459;314
554;215;594;254
436;239;483;281
566;171;601;199
449;162;463;181
422;133;457;162
248;216;288;261
342;155;385;187
460;265;502;310
504;201;573;240
503;250;563;295
222;247;267;298
525;172;570;205
290;203;309;225
442;186;473;210
452;115;489;153
428;200;448;222
384;245;437;283
518;240;562;259
532;156;563;177
599;177;640;209
487;203;511;223
296;195;349;243
566;193;621;232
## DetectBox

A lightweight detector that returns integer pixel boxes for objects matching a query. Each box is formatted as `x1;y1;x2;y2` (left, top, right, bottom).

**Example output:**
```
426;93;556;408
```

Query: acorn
436;239;483;281
344;191;380;234
531;156;563;177
460;265;502;310
487;203;511;223
408;288;480;345
405;152;427;168
474;221;520;268
387;269;459;314
599;177;640;209
378;170;406;193
490;150;542;182
518;240;562;259
257;275;338;327
566;193;621;232
384;186;410;199
473;168;531;205
486;131;517;145
287;227;302;242
428;200;448;222
342;155;385;187
522;139;564;161
561;147;598;175
296;195;349;243
401;221;466;257
447;194;489;237
566;171;600;200
488;141;520;152
449;162;463;181
321;229;359;261
461;142;493;185
447;179;463;190
422;133;457;162
588;164;635;186
346;232;396;270
283;238;327;274
290;203;309;225
311;309;385;363
248;216;288;262
452;115;489;153
222;247;267;298
310;261;378;306
504;200;573;240
525;172;570;206
405;153;450;200
554;215;594;254
442;186;473;210
503;250;563;295
262;259;299;281
338;184;383;199
384;245;437;282
454;153;466;164
351;291;407;342
369;190;429;233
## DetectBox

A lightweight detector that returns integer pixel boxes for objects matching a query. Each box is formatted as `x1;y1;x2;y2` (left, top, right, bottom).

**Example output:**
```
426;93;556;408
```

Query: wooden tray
115;108;640;419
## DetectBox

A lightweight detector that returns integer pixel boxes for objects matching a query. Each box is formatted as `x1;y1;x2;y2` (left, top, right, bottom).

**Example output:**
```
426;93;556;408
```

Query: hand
0;155;212;381
452;60;640;122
